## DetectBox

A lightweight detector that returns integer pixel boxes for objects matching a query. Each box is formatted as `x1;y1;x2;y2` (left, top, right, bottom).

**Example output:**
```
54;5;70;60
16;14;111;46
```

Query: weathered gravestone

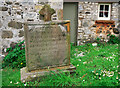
20;21;76;82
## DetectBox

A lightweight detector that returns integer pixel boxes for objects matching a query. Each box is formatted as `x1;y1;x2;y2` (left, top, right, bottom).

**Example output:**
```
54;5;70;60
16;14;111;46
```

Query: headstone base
20;65;76;83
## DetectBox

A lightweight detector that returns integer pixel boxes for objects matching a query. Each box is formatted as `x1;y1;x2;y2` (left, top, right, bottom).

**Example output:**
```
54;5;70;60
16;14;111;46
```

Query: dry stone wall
77;2;119;45
0;0;63;56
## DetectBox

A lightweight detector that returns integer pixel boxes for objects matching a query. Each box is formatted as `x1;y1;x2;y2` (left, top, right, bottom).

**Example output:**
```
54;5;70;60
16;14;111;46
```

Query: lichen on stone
39;4;55;21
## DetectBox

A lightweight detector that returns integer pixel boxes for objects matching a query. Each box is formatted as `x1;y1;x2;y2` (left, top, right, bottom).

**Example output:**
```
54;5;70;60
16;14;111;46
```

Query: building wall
77;2;119;45
0;1;119;56
0;0;63;55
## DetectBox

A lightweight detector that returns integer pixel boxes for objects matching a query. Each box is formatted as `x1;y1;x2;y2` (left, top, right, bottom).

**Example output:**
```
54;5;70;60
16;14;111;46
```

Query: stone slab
20;65;76;83
24;21;70;71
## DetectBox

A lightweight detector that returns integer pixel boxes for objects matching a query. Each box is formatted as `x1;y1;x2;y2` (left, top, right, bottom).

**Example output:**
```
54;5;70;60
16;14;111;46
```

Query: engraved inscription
25;24;69;71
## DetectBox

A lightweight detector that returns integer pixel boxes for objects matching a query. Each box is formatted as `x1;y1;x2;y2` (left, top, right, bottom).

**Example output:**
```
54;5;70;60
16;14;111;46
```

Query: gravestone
24;21;70;71
21;21;76;82
39;4;55;21
21;3;75;82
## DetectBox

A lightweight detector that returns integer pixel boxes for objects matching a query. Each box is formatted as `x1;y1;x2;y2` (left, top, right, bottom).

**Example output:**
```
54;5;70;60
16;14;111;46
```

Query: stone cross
39;4;55;21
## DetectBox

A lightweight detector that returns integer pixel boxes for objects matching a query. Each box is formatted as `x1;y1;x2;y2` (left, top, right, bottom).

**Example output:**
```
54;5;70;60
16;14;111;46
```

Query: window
98;4;111;20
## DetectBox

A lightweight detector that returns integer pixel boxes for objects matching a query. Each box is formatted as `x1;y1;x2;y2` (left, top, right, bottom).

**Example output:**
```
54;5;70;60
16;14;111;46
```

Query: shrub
94;37;106;47
107;35;119;44
2;40;26;69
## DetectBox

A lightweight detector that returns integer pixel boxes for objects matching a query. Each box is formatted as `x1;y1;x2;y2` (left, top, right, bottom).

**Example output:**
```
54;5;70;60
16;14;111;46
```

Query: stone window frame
98;3;111;20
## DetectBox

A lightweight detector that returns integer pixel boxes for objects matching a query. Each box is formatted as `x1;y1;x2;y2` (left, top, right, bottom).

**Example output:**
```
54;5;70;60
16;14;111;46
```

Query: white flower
116;70;118;72
92;43;97;46
99;77;101;79
109;56;113;58
112;54;115;56
24;84;27;86
83;80;85;82
116;76;118;79
109;75;113;77
10;81;12;83
33;75;36;77
103;74;105;76
83;62;87;64
74;53;76;56
23;80;25;83
77;64;79;66
4;48;7;52
113;66;115;68
117;65;119;68
77;52;84;57
106;58;108;60
78;59;81;61
96;73;98;75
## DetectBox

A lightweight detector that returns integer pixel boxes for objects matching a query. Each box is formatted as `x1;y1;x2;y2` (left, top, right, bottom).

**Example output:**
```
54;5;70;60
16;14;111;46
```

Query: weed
2;40;26;69
107;34;119;44
2;43;118;86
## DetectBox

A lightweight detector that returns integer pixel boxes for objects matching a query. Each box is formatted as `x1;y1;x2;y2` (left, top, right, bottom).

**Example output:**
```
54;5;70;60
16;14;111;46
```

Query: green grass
2;43;119;86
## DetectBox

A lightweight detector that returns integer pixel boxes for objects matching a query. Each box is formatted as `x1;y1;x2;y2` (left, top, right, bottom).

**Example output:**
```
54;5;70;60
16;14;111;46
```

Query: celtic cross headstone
39;4;55;21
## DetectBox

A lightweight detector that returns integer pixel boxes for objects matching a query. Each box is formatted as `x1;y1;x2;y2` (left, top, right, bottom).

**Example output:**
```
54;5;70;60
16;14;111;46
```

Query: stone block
21;65;76;83
78;5;83;12
5;1;13;5
84;29;92;35
19;30;24;37
8;21;23;29
78;29;83;33
14;2;20;5
83;22;88;27
23;12;37;20
0;7;8;11
34;5;43;10
2;30;13;38
50;2;63;10
78;33;83;39
0;21;2;28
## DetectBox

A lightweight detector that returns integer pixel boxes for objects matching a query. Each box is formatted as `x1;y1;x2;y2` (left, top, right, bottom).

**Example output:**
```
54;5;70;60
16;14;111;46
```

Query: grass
2;43;119;86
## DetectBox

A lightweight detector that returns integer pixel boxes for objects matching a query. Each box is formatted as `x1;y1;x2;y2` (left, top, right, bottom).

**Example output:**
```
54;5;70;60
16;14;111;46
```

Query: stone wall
0;0;63;56
77;2;119;45
0;1;119;56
